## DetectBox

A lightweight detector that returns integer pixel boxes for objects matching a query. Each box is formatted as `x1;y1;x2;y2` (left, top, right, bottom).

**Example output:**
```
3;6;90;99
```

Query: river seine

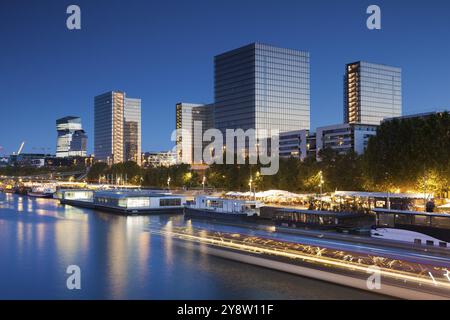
0;193;385;299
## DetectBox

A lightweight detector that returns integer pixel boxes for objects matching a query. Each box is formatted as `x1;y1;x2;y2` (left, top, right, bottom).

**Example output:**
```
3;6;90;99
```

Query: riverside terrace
225;190;445;213
57;189;186;214
54;189;370;232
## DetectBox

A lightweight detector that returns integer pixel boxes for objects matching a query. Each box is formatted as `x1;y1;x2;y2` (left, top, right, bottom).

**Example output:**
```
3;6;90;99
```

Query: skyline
1;0;450;155
1;0;450;305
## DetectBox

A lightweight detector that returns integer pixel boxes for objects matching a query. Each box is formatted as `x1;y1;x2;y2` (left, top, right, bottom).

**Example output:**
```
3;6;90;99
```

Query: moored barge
185;195;263;221
28;186;56;198
59;189;186;215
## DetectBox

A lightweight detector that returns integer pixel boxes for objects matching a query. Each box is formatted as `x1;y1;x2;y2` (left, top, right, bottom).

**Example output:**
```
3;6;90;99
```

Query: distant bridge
0;170;87;182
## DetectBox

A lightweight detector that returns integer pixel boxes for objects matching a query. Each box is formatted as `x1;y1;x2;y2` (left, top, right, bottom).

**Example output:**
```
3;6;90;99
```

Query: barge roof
373;208;450;218
334;191;428;199
276;208;364;217
94;190;181;199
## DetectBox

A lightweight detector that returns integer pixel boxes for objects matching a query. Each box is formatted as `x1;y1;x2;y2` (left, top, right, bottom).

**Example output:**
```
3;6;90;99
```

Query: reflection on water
0;194;385;299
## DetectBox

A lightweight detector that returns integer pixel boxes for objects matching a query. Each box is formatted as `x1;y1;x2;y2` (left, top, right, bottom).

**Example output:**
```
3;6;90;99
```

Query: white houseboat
28;185;56;198
185;195;262;221
59;189;186;215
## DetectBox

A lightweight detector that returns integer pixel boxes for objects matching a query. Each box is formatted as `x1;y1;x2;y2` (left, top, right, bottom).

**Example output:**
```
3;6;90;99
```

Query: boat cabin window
375;200;386;208
431;216;450;229
206;200;223;208
378;213;395;227
95;197;120;207
395;214;413;225
412;215;430;226
160;198;181;207
127;197;151;208
275;212;336;226
318;216;335;225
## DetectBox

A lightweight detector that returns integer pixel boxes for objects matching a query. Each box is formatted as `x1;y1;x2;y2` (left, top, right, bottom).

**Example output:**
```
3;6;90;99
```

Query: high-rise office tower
123;97;142;165
56;116;87;158
344;61;402;125
175;102;214;164
214;43;310;136
94;91;141;165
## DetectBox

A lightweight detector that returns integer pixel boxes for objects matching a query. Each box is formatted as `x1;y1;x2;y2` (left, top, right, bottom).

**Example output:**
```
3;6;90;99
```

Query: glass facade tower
94;91;141;165
344;61;402;125
214;43;310;136
56;116;87;158
175;103;214;164
124;97;142;165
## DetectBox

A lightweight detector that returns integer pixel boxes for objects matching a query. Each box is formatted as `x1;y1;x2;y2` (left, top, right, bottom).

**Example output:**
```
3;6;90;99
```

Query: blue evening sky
0;0;449;155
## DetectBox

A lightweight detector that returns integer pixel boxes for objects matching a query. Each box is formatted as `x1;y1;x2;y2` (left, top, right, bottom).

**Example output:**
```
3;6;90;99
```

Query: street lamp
249;176;256;201
318;171;324;210
255;171;261;201
422;172;429;211
385;171;391;210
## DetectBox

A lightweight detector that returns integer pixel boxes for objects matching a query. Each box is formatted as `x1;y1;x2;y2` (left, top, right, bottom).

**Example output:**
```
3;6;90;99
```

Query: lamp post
385;171;391;210
248;173;258;201
423;172;429;211
255;171;260;201
318;171;324;210
249;176;254;200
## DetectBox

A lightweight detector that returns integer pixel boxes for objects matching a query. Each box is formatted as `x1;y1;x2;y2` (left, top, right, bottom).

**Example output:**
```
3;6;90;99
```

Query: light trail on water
147;225;450;296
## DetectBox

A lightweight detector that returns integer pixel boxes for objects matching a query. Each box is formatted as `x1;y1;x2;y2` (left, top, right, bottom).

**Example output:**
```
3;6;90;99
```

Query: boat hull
27;192;54;198
185;207;258;222
60;199;184;215
371;227;449;247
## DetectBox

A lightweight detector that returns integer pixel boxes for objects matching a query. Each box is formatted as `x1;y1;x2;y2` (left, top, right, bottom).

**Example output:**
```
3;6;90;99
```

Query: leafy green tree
416;169;448;196
87;162;108;182
109;161;142;184
141;164;191;188
364;112;450;195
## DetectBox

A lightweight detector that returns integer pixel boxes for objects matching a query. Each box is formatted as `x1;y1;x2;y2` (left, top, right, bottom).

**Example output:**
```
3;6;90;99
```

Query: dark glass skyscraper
214;43;310;136
344;61;402;125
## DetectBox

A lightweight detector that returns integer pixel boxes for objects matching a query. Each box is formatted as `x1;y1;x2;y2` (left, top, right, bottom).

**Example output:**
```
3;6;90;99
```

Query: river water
0;193;385;299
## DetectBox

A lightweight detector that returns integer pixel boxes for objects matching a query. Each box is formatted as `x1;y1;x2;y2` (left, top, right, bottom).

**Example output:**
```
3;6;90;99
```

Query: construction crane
13;141;25;156
16;141;25;155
